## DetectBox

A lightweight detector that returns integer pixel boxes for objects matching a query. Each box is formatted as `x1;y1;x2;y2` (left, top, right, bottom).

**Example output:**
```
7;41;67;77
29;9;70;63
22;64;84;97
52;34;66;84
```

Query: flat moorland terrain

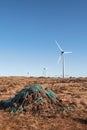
0;77;87;130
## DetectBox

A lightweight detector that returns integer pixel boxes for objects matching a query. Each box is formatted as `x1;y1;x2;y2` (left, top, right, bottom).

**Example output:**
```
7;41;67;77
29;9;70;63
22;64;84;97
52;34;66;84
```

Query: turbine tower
55;41;72;78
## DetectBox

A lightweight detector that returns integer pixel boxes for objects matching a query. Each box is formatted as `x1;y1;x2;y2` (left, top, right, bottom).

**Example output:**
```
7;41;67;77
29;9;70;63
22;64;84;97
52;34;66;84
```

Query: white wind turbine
55;41;72;78
43;67;47;77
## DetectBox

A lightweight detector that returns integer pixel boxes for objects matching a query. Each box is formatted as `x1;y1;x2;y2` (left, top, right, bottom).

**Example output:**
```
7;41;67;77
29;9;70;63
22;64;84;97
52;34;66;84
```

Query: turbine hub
61;51;64;54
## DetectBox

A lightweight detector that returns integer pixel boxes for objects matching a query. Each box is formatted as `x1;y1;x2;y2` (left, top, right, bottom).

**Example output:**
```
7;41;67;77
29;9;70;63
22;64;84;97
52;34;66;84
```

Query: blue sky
0;0;87;77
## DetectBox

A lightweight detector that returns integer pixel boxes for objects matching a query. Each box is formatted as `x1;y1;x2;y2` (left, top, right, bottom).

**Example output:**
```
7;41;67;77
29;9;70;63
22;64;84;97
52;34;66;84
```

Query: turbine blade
57;55;62;64
55;40;63;52
64;52;72;54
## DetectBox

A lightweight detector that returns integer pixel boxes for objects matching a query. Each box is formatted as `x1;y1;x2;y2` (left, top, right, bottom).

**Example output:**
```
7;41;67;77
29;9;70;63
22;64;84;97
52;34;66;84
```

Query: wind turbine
55;41;72;78
43;67;47;77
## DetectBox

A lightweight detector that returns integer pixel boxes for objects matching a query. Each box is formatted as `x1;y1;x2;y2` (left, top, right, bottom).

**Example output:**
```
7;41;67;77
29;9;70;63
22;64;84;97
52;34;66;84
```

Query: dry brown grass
0;77;87;130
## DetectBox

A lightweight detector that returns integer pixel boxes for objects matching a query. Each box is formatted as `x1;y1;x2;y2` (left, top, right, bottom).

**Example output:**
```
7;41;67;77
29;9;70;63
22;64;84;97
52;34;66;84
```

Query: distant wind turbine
43;67;47;77
55;40;72;78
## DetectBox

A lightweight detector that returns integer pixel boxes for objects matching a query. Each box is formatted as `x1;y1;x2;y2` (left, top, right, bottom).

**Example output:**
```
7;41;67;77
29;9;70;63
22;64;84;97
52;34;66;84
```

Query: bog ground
0;77;87;130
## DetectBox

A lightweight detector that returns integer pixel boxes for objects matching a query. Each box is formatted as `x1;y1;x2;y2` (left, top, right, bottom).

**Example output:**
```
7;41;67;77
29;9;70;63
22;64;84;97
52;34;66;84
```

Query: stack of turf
0;84;70;114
